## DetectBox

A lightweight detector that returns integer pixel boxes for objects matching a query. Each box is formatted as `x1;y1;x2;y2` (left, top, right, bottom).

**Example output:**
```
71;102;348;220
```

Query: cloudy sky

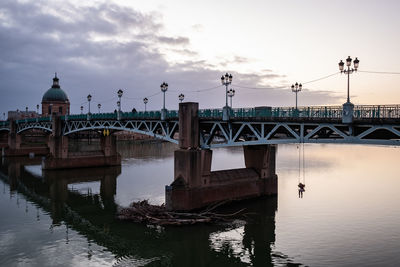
1;0;400;116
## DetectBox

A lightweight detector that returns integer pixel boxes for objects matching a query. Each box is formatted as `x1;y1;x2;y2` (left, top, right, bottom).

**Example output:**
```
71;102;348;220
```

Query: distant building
8;110;39;120
41;74;70;116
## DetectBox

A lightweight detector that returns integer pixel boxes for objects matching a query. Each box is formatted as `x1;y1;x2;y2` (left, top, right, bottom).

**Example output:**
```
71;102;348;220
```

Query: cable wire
358;70;400;75
232;84;279;90
302;72;340;85
232;72;340;90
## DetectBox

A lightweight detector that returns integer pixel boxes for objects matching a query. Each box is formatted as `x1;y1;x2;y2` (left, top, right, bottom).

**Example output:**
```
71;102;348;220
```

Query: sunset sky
1;0;400;115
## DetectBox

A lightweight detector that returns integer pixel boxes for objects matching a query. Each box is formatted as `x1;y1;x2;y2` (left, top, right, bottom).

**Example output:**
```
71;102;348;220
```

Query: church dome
42;74;69;102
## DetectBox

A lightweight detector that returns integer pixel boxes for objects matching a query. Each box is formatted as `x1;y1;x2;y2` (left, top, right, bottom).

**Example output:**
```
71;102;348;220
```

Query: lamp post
97;103;101;114
160;82;168;120
291;82;302;110
117;89;123;112
221;73;233;120
178;93;184;103
25;107;28;113
143;98;148;112
339;56;359;123
80;105;83;114
87;94;92;114
36;104;39;115
117;101;121;120
339;56;359;103
227;88;235;108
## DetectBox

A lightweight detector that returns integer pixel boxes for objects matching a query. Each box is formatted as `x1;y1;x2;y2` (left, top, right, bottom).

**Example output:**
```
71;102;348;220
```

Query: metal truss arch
199;120;400;148
16;122;52;134
63;119;179;144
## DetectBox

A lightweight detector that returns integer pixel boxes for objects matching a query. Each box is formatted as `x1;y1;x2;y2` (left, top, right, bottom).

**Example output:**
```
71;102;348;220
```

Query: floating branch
117;200;247;226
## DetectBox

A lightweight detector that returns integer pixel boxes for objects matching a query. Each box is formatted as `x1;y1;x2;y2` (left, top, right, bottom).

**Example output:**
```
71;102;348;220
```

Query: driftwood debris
117;200;246;226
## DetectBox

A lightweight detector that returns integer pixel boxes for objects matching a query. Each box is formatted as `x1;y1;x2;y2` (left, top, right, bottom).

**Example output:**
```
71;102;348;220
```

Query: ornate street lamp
160;82;168;109
117;101;121;120
97;103;101;114
87;94;92;114
178;93;184;103
25;107;28;113
339;56;359;103
291;82;302;110
221;73;233;106
227;88;235;108
143;97;148;112
339;56;359;124
36;104;39;115
117;89;123;112
160;82;168;120
221;73;233;120
80;105;83;114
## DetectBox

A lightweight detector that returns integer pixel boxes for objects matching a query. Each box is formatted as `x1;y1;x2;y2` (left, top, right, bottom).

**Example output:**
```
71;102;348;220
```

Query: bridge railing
62;110;172;120
199;106;344;119
0;121;10;127
353;105;400;119
199;105;400;119
10;105;400;124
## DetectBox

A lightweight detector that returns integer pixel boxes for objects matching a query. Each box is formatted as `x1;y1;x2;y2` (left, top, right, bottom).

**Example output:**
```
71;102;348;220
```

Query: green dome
42;74;69;102
42;88;69;102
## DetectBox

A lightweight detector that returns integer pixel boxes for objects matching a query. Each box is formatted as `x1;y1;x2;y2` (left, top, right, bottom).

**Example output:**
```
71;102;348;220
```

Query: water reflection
117;140;178;159
0;155;295;266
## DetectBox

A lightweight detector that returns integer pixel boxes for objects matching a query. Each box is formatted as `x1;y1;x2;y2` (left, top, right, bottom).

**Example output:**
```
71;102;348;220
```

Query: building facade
8;110;39;120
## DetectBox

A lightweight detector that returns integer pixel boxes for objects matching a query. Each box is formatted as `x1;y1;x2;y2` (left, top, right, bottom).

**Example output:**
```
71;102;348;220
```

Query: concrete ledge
4;147;49;157
42;154;121;170
166;174;277;211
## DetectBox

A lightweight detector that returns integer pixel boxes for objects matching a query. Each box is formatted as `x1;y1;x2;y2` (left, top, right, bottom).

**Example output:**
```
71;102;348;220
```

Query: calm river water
1;141;400;266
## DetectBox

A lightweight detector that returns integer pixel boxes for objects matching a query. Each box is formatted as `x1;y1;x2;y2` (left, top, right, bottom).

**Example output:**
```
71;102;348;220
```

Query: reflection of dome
42;74;69;102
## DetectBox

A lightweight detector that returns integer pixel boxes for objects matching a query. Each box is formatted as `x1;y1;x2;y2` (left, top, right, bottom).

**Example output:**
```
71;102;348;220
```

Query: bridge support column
42;116;121;169
101;134;118;157
8;121;21;150
243;145;278;195
166;102;277;211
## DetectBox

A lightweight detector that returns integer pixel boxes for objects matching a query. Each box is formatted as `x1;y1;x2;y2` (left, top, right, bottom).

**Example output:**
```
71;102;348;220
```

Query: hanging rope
297;143;306;198
298;145;301;184
302;143;305;185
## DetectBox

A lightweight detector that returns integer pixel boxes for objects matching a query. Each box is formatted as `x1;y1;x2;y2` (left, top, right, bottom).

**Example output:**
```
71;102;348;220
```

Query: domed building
41;74;70;116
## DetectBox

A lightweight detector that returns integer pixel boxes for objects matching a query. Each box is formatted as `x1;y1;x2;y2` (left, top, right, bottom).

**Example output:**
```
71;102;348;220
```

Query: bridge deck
3;104;400;148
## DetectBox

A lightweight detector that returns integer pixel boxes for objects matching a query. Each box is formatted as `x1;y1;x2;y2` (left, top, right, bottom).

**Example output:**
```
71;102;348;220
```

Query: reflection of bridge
0;158;289;266
1;102;400;210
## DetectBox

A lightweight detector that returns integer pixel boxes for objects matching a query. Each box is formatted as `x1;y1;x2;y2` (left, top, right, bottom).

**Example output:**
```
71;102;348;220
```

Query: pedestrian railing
10;105;400;124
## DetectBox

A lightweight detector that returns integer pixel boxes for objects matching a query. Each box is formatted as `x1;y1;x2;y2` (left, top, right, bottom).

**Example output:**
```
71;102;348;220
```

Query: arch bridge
2;103;400;148
2;103;400;210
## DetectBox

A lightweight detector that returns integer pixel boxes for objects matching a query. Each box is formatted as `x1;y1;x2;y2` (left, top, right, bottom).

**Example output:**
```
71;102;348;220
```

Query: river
1;141;400;266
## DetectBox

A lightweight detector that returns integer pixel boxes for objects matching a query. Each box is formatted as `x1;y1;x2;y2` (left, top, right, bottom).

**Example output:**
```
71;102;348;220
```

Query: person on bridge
298;182;305;198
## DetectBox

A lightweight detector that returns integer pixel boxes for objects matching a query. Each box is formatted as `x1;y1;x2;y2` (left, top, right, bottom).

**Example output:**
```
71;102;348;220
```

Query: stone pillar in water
167;103;277;211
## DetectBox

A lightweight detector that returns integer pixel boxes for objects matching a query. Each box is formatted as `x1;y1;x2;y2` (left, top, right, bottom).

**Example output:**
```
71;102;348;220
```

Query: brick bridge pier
42;115;121;169
166;102;277;211
4;121;49;157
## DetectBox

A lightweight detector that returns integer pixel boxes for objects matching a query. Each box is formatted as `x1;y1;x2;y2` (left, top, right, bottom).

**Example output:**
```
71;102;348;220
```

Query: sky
1;0;400;116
